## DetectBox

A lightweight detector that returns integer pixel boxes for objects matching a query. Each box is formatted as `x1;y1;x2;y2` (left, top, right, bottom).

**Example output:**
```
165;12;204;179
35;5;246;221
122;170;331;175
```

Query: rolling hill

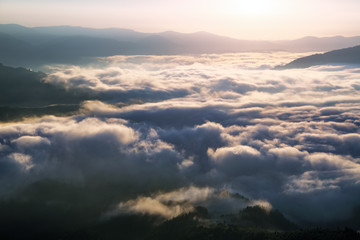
276;45;360;69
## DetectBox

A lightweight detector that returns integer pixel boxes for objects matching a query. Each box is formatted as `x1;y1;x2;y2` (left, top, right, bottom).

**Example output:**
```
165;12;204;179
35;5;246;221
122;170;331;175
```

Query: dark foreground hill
0;63;89;121
1;179;359;240
0;179;356;240
276;45;360;69
0;63;189;121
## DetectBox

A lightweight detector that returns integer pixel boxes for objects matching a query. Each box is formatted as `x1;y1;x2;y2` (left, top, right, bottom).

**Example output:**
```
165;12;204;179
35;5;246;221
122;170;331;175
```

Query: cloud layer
109;186;271;220
1;53;360;225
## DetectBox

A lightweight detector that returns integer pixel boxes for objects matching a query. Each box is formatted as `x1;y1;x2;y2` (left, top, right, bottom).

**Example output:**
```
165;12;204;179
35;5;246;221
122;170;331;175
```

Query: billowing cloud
8;153;34;171
1;53;360;226
109;186;269;220
111;186;215;219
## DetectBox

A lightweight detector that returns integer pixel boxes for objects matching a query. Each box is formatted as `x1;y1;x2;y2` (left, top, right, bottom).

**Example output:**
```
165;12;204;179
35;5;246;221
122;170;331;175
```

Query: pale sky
0;0;360;40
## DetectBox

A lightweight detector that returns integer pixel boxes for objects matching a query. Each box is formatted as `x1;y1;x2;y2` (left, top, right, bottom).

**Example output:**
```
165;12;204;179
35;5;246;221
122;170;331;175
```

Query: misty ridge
277;45;360;69
2;24;360;239
1;24;360;68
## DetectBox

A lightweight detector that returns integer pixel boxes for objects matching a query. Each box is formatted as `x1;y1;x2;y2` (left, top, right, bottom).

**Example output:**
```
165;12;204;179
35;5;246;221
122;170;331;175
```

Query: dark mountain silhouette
1;24;360;68
217;206;297;231
0;63;190;121
0;63;96;107
0;178;359;240
0;63;93;121
276;45;360;69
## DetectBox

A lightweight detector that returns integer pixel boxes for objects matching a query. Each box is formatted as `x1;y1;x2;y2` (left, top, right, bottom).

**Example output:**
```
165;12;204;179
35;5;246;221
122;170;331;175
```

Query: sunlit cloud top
1;0;360;39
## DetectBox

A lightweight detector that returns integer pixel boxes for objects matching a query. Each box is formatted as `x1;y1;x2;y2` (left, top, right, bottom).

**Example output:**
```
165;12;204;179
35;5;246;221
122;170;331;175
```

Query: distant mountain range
1;24;360;67
276;45;360;69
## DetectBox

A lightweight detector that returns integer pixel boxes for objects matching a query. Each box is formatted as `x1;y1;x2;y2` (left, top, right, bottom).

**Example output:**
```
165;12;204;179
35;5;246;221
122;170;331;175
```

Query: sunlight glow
1;0;360;40
231;0;279;16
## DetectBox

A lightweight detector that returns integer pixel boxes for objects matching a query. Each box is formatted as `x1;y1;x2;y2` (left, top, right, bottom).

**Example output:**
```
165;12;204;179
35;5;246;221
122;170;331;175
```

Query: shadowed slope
276;45;360;69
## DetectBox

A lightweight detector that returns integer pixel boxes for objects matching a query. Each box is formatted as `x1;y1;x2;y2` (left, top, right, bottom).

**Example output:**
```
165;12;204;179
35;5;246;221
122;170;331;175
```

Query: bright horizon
1;0;360;40
2;0;360;237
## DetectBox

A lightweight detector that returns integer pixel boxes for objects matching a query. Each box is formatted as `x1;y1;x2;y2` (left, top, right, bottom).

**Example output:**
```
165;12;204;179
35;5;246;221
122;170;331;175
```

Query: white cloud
1;52;360;224
110;186;270;220
12;136;51;149
8;153;34;171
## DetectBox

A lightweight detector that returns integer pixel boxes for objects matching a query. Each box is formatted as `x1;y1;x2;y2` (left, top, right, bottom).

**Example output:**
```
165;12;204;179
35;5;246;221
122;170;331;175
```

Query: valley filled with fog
1;52;360;234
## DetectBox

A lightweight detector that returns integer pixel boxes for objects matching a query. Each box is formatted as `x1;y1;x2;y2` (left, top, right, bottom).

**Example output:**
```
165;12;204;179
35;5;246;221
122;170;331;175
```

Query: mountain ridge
276;45;360;69
3;23;360;43
1;24;360;68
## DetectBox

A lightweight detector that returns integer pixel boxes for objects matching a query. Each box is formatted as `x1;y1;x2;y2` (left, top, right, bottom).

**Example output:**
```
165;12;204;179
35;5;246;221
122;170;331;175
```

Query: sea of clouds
1;52;359;225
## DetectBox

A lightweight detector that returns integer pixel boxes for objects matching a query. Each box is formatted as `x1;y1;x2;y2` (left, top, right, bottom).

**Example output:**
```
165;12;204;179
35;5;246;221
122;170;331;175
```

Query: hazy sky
1;0;360;39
